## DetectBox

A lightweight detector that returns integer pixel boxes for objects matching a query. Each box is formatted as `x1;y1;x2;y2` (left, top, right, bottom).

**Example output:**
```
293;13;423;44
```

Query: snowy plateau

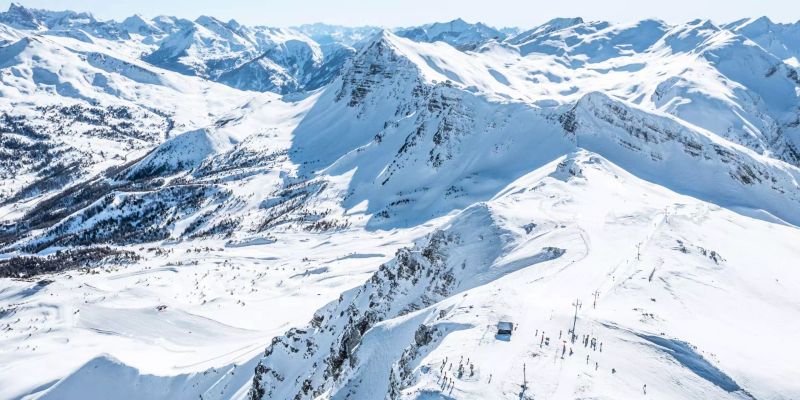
0;2;799;399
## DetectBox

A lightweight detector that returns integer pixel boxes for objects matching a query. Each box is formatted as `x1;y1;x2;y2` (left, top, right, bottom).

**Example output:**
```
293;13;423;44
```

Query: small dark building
497;321;514;335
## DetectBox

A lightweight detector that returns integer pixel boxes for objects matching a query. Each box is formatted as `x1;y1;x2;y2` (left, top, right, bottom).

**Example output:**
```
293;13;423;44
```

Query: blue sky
3;0;798;27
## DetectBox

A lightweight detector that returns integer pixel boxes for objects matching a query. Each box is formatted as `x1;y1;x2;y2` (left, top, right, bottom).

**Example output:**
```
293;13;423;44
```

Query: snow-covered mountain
726;17;800;67
1;5;799;400
0;2;128;39
0;3;351;94
293;23;380;47
395;18;508;50
141;16;345;94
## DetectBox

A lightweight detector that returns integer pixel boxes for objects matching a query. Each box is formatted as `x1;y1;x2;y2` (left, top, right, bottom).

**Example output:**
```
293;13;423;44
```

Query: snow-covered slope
727;17;800;67
287;31;800;227
250;151;800;400
1;8;800;400
0;24;260;239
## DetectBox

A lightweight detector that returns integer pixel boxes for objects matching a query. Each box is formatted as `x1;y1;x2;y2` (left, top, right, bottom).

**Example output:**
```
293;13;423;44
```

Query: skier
643;384;647;394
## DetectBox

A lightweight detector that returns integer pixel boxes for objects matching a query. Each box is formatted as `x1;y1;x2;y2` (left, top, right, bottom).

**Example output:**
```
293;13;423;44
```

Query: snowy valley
0;3;799;400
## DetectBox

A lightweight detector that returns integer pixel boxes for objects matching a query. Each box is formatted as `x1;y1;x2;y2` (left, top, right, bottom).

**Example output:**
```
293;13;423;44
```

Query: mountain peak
365;28;396;46
507;17;585;46
444;17;468;27
543;16;585;28
125;13;145;21
1;1;43;30
227;18;242;30
121;14;161;35
736;16;776;32
353;29;402;59
686;18;719;30
194;15;223;26
7;2;28;14
751;15;775;25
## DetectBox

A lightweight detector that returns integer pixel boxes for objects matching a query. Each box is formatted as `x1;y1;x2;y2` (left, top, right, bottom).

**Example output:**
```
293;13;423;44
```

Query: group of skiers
438;355;479;393
433;321;654;396
582;334;602;352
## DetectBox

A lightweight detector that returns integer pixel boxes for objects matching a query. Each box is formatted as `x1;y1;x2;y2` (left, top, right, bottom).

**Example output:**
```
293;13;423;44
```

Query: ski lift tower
570;299;582;343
